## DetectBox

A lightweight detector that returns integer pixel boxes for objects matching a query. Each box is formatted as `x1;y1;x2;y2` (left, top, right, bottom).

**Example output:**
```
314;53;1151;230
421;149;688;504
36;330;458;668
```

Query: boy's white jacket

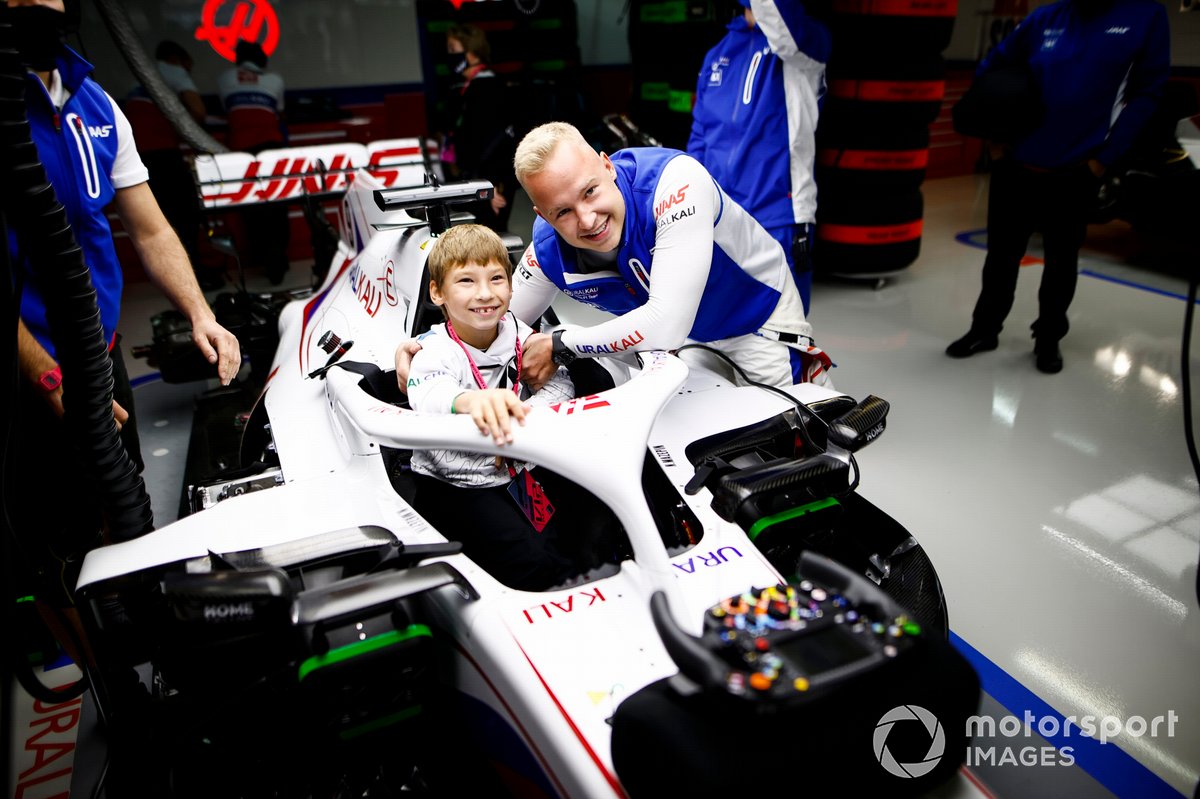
407;313;573;487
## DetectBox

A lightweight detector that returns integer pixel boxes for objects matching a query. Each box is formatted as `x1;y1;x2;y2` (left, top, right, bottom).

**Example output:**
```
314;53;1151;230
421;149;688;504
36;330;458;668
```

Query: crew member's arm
556;155;717;357
113;183;240;384
17;319;129;428
751;0;831;66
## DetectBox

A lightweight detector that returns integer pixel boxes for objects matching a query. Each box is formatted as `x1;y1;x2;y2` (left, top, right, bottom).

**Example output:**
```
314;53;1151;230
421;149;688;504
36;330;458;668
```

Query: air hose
0;28;153;543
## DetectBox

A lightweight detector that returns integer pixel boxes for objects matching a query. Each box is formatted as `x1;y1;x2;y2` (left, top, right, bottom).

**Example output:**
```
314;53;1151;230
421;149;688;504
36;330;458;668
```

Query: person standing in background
441;24;517;233
126;40;220;288
687;0;830;313
217;39;290;284
945;0;1169;373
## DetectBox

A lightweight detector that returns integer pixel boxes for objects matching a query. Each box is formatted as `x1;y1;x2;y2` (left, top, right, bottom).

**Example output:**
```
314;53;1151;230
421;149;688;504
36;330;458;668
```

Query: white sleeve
751;0;830;69
510;243;562;325
157;61;199;94
406;337;468;414
560;155;714;356
106;92;149;188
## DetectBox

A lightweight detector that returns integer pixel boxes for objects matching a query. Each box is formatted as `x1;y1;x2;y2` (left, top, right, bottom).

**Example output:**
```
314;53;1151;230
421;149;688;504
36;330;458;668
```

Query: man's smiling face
525;140;626;253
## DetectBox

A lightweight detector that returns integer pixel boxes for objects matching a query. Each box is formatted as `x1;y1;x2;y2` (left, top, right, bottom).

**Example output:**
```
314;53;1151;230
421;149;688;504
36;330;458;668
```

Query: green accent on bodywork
530;18;563;29
530;59;566;72
16;595;34;603
339;706;423;741
297;624;432;683
747;497;840;541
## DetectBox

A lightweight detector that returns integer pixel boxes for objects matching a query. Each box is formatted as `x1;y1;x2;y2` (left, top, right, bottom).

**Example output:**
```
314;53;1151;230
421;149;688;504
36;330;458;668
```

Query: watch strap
551;330;576;366
38;365;62;392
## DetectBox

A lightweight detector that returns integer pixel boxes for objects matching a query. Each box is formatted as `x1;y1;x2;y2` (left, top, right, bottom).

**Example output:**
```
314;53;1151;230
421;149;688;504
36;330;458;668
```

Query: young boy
405;224;576;590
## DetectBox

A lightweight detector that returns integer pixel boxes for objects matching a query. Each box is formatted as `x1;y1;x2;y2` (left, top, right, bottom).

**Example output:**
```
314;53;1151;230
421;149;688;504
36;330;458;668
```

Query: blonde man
511;122;830;389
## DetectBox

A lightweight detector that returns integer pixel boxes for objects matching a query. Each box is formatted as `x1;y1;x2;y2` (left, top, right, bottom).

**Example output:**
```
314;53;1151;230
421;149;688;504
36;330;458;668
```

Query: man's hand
1086;159;1106;179
521;332;555;392
490;192;508;216
453;388;529;445
191;318;241;385
42;386;128;431
394;339;423;393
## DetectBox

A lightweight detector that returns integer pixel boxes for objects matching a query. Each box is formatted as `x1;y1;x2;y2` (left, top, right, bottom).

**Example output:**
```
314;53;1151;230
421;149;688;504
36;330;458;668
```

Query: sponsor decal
87;124;113;138
524;251;541;271
566;284;601;300
195;0;281;63
708;57;729;86
655;205;696;230
627;258;650;292
15;692;82;799
672;547;743;573
652;444;676;467
1105;25;1129;34
576;330;645;355
522;588;606;624
198;141;426;208
383;259;398;306
547;395;612;414
654;184;690;220
518;264;535;281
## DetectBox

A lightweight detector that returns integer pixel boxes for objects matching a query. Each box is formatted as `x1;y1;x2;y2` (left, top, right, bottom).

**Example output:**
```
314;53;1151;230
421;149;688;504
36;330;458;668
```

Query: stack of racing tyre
814;0;957;280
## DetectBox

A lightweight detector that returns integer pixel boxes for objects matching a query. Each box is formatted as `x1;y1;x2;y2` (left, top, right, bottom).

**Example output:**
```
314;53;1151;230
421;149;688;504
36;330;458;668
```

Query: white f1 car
75;143;976;798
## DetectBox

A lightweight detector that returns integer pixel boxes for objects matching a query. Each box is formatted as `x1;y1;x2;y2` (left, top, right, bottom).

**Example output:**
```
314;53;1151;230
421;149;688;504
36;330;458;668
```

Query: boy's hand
394;339;423;393
454;389;529;445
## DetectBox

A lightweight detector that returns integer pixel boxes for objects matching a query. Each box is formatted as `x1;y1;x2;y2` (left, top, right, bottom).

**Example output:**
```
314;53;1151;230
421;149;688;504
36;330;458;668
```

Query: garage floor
10;172;1198;799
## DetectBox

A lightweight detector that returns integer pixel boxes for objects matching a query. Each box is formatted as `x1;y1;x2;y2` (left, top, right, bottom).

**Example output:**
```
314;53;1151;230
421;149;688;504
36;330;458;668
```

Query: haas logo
654;184;690;219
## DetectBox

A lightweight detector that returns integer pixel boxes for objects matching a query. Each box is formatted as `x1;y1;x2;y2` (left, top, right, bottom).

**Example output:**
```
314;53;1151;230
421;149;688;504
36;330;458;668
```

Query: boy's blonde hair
427;224;512;301
513;122;592;187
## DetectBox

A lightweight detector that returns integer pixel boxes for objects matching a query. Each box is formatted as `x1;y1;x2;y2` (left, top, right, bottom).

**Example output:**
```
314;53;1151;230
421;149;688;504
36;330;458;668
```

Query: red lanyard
444;314;523;395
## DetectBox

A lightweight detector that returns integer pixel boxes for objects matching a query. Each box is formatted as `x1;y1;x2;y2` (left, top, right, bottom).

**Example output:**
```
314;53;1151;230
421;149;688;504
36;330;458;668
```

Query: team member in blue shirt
511;122;832;389
688;0;830;313
946;0;1169;373
5;0;239;604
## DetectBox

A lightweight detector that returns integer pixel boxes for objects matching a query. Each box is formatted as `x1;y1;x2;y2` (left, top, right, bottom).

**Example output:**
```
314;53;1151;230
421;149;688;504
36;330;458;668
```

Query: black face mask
442;52;467;74
3;5;68;72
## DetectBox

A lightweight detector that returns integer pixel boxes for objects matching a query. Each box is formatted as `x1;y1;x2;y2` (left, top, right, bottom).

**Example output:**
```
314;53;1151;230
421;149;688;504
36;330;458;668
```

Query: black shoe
1035;342;1063;374
946;331;998;358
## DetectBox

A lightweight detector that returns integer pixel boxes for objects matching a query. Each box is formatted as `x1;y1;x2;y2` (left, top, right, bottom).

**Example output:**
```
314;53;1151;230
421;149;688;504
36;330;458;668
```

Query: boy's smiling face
430;259;512;349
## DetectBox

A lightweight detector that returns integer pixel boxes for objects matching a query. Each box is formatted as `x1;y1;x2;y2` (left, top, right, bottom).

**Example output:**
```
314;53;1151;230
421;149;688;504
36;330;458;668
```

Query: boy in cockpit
404;224;575;590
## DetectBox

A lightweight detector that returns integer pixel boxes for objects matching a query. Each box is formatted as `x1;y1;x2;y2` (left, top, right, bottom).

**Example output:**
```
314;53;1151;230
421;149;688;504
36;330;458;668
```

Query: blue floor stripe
950;631;1186;799
1079;269;1200;304
955;228;1200;304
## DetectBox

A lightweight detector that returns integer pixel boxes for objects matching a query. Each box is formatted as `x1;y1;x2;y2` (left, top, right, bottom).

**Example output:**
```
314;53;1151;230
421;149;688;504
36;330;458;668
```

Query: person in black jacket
440;24;517;233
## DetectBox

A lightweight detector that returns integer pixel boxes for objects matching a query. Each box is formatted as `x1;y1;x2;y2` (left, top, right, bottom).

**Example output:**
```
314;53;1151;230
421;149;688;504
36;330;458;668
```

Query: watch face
39;369;61;391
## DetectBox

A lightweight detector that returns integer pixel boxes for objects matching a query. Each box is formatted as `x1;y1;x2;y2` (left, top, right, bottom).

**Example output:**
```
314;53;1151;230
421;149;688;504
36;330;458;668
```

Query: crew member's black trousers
970;158;1098;345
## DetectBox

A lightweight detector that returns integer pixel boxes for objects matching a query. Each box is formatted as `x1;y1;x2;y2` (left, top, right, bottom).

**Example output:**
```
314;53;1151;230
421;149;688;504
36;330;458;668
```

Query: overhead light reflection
1041;524;1188;620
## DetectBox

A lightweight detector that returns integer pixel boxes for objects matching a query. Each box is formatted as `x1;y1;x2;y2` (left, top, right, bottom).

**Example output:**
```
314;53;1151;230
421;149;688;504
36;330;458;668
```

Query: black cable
1183;270;1200;606
674;342;831;445
673;344;863;500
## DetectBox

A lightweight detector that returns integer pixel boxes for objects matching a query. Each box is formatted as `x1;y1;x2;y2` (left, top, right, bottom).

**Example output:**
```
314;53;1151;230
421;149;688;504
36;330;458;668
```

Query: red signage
195;0;281;63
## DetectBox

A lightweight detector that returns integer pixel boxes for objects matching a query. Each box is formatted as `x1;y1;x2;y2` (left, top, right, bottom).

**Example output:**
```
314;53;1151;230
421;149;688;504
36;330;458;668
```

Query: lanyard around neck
445;314;523;394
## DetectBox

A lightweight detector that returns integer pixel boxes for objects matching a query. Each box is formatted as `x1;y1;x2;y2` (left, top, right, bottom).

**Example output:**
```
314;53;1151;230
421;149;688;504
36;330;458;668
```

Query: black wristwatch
551;329;577;367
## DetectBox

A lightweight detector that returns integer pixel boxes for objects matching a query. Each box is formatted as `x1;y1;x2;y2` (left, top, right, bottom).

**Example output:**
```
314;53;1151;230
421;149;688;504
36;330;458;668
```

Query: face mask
442;52;467;74
3;5;67;72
